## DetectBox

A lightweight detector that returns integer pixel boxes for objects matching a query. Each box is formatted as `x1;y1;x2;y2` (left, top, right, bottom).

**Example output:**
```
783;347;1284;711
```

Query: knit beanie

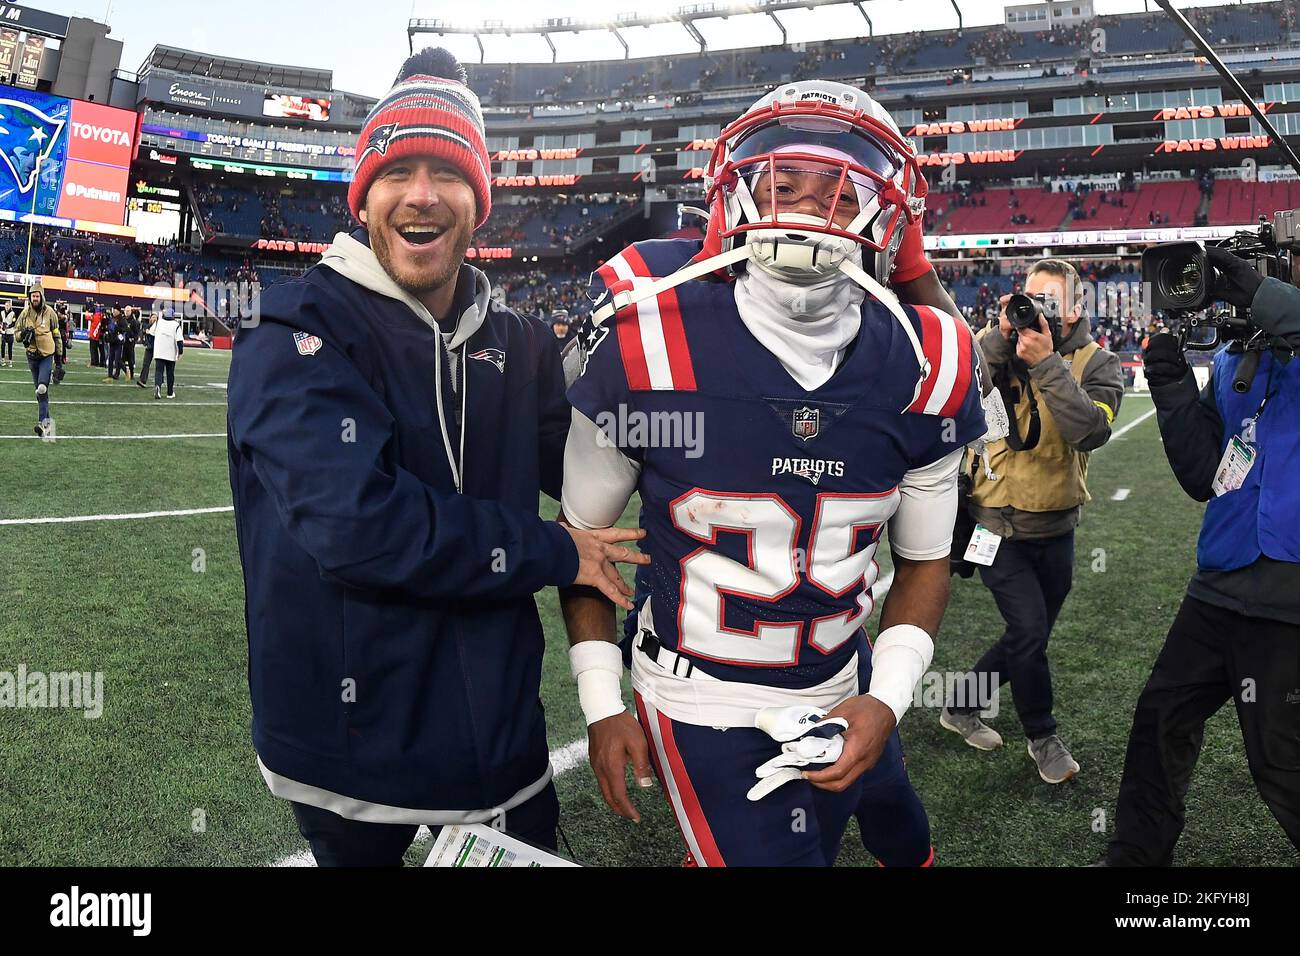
348;47;492;229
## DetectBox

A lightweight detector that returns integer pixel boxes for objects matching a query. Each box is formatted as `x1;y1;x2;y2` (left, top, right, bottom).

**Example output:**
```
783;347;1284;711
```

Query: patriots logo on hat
0;99;65;197
293;330;323;356
364;122;400;158
468;348;505;373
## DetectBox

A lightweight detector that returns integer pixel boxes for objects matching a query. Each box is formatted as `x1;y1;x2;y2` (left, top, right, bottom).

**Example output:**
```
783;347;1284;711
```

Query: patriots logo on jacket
0;99;65;197
468;348;505;372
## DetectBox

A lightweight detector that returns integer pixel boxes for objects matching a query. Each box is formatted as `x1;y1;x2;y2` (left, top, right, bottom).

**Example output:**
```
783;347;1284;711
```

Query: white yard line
1110;407;1157;440
0;506;233;526
0;432;225;440
0;399;225;406
1111;488;1131;501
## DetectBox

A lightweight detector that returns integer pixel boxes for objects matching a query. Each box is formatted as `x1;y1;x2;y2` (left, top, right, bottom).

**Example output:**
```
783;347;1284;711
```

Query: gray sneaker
1027;735;1080;784
940;706;1004;751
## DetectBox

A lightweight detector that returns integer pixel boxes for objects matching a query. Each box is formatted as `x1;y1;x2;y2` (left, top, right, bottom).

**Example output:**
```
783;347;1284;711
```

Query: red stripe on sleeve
939;316;974;418
906;305;944;413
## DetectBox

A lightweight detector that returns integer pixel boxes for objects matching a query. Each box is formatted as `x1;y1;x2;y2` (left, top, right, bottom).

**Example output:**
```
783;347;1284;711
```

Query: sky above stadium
44;0;1258;97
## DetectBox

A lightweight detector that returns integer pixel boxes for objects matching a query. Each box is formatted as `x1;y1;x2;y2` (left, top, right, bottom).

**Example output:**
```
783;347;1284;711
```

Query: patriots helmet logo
360;122;400;163
0;99;65;197
468;348;506;373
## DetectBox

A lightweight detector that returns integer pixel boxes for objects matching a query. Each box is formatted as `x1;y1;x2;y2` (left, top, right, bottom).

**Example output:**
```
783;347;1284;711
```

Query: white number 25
670;489;897;667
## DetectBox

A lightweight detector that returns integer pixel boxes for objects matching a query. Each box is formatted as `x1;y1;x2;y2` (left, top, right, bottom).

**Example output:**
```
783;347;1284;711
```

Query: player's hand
803;694;896;793
1015;315;1055;367
588;710;655;822
563;525;650;610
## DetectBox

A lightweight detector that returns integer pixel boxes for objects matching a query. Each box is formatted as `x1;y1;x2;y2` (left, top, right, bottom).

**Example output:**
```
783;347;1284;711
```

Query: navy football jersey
569;239;985;689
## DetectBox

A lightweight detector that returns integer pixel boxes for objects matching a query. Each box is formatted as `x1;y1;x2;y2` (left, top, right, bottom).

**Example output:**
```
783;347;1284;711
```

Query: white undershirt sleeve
560;408;642;531
887;447;964;561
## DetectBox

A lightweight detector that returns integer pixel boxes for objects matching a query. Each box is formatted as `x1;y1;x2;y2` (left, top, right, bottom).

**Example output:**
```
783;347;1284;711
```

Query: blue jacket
1198;341;1300;572
227;230;578;823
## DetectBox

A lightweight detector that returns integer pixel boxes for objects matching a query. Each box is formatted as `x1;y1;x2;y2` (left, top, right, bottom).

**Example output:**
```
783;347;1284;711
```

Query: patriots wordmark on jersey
570;238;986;691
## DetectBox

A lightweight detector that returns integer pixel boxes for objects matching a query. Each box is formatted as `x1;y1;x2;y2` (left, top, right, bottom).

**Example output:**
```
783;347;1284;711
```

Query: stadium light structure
408;0;875;61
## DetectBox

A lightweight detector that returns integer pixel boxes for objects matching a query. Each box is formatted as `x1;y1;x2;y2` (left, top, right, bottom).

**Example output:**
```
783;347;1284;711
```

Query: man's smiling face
361;156;477;301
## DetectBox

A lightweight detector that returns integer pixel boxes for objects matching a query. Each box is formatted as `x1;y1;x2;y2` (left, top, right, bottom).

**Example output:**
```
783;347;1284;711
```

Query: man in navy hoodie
227;48;647;866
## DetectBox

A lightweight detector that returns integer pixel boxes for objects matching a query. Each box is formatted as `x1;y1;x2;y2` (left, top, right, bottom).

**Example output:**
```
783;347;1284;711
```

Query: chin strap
590;241;933;413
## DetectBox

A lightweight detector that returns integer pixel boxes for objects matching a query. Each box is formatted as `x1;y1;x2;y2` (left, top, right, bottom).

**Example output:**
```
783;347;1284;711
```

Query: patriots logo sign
293;331;322;356
0;99;65;198
468;348;506;373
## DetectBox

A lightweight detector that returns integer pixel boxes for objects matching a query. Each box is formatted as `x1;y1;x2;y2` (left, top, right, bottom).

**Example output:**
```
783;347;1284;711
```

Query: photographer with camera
1102;245;1300;864
940;259;1123;784
18;285;59;437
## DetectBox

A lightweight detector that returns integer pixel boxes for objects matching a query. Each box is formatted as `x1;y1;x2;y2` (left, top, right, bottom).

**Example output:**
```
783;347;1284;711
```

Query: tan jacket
969;317;1124;539
18;303;58;358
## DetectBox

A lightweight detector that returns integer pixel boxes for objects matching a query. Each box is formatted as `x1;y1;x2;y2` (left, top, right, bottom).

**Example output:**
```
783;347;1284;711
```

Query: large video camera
1141;209;1300;351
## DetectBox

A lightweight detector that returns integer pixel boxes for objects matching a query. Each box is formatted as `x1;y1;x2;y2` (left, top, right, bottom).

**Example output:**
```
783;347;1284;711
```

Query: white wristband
569;641;626;726
866;624;934;726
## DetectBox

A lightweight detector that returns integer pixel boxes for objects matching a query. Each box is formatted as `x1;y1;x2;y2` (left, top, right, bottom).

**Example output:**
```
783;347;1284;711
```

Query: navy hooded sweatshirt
227;229;579;823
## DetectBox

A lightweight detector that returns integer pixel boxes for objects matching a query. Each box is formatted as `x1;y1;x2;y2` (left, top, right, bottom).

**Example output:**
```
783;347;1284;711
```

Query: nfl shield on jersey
569;238;983;866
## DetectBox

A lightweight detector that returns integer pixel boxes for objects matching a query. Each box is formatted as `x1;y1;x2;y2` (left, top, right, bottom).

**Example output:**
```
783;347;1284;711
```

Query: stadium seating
1209;178;1300;225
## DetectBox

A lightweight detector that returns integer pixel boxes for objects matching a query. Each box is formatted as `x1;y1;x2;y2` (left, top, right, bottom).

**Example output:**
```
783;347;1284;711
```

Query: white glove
746;705;848;802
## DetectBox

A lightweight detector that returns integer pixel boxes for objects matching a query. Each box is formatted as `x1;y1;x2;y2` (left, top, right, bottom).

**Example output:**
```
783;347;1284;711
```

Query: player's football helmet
703;80;926;285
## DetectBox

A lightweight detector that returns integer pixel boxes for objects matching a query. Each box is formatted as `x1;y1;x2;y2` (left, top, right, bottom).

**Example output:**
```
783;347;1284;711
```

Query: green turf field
0;346;1294;866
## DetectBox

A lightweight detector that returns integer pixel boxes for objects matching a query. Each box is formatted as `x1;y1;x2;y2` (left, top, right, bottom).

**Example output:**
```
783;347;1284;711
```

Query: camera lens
1006;293;1041;329
1161;257;1202;305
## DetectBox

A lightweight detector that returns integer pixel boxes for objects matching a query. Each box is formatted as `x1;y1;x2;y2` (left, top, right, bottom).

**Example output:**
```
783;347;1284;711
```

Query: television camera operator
1102;243;1300;864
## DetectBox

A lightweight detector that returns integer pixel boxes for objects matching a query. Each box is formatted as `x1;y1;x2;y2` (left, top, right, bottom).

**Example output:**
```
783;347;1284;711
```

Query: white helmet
702;80;926;285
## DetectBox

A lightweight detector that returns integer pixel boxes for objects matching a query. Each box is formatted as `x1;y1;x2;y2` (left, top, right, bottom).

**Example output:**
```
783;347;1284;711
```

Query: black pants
1105;596;1300;865
290;781;560;867
107;339;123;378
139;341;153;383
154;358;175;395
950;531;1075;740
2;333;12;360
90;338;103;366
121;340;135;376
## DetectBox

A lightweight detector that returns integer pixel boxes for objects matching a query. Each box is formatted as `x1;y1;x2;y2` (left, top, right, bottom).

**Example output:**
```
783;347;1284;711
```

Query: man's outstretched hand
562;523;650;610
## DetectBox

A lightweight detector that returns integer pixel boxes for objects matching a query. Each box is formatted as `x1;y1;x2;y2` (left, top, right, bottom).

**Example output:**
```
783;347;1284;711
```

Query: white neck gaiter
733;263;865;391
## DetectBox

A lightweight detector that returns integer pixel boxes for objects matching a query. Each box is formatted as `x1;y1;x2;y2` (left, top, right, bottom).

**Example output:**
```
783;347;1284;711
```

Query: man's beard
370;218;473;299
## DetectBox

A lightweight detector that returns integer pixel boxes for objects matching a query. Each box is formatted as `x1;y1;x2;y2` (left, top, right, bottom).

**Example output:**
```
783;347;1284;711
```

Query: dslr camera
1142;209;1300;350
1004;291;1063;352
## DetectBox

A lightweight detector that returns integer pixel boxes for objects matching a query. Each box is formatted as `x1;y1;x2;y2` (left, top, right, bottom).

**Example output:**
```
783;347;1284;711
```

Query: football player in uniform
558;80;995;866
